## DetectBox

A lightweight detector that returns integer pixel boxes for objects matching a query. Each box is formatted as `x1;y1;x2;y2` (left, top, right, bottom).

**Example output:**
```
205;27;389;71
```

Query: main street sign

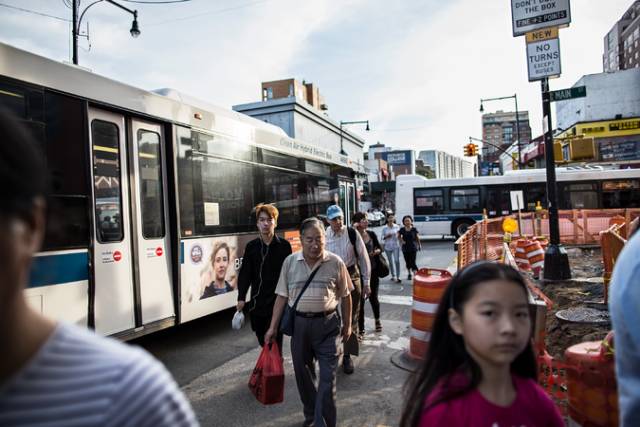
550;86;587;102
526;37;561;81
511;0;571;37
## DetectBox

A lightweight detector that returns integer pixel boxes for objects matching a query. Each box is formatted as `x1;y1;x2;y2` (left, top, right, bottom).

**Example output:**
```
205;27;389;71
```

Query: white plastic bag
232;310;245;330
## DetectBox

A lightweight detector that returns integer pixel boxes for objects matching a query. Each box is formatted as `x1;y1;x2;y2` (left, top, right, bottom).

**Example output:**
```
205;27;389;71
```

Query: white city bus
396;168;640;238
0;42;358;340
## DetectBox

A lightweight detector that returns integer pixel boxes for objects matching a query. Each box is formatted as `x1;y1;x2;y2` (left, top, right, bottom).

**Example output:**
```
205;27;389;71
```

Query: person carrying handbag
265;218;352;427
353;212;384;335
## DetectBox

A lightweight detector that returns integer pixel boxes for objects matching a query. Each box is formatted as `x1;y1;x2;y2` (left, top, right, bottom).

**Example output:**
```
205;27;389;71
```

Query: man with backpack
324;205;371;374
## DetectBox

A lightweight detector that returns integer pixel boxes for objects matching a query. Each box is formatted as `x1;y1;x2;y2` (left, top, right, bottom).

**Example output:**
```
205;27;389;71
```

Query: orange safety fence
599;223;628;304
456;208;640;270
453;209;638;420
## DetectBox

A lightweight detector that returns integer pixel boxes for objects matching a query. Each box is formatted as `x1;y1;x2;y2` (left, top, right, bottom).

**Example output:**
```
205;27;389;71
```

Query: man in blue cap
325;205;370;374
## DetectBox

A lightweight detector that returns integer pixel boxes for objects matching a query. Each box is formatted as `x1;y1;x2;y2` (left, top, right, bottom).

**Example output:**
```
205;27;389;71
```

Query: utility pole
72;0;78;65
541;77;571;280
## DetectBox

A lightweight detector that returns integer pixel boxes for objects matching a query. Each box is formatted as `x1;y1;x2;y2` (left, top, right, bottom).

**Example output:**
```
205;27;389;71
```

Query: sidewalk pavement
182;305;412;427
180;246;459;426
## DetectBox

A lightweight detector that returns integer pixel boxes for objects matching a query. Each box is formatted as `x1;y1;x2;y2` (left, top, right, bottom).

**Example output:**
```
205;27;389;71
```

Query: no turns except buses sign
527;37;561;81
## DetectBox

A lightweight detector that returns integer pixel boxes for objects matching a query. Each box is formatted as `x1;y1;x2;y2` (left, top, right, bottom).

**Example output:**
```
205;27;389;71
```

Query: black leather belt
295;309;336;318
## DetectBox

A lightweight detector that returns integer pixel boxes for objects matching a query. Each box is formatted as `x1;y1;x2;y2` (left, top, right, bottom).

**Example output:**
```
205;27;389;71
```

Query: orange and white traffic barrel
524;240;545;278
410;268;452;360
514;239;532;271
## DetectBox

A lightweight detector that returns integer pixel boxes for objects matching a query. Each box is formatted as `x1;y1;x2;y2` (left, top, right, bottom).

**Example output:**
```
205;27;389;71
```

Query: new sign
511;0;571;36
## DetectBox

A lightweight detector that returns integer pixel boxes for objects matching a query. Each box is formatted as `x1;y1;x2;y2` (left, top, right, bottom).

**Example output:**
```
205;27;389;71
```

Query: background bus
396;168;640;238
1;42;358;340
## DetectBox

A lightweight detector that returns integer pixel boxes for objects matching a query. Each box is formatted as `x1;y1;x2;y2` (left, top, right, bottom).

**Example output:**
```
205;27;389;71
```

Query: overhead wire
0;2;70;21
121;0;192;3
146;0;272;26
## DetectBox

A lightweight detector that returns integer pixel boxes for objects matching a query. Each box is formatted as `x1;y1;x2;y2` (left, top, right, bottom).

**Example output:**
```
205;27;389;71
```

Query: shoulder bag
279;265;322;336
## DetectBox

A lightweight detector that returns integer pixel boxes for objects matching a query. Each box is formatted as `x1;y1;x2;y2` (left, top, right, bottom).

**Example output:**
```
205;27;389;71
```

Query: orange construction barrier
410;268;452;360
514;239;532;271
524;240;545;278
565;332;618;427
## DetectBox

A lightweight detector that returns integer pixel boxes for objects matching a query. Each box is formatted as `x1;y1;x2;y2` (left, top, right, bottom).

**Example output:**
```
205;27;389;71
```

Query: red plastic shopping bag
248;343;284;404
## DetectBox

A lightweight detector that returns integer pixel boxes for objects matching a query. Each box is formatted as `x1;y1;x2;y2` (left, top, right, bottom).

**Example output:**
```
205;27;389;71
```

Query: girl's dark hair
402;215;413;223
0;110;47;222
399;262;537;427
352;211;367;223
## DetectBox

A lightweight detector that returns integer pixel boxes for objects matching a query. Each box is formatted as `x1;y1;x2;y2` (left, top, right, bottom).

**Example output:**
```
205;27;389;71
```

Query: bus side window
485;187;510;216
525;184;547;211
415;189;443;214
602;180;640;208
563;183;599;209
450;188;480;211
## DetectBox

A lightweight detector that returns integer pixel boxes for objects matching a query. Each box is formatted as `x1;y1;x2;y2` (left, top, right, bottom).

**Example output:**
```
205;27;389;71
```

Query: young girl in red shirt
400;262;564;427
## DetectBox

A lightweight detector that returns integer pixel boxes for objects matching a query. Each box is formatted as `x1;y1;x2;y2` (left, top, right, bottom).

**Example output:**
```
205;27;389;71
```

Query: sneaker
343;356;354;374
396;278;402;283
375;320;382;332
391;276;396;282
407;273;412;280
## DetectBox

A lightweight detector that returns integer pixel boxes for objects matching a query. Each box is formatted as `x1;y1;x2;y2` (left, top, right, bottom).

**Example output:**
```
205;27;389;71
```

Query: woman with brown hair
353;212;383;335
201;241;234;299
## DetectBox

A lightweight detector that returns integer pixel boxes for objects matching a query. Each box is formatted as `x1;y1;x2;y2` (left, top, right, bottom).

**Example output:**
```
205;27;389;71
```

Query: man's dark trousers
291;312;341;427
251;313;283;352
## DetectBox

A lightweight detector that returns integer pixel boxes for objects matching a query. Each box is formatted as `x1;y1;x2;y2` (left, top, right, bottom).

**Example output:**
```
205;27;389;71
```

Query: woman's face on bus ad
213;248;229;282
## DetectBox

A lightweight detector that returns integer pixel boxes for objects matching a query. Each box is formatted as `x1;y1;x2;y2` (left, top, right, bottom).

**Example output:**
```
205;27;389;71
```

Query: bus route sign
511;0;571;37
550;86;587;102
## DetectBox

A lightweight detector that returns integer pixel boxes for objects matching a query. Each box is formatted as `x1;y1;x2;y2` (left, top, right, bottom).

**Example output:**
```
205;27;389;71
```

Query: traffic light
463;143;478;157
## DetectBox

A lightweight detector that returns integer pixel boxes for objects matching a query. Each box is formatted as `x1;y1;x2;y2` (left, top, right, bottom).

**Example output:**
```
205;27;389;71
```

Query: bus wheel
453;220;474;238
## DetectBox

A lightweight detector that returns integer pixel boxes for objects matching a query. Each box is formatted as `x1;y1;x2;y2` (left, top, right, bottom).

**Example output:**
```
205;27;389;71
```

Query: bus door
338;180;356;221
89;109;136;335
129;119;174;326
89;109;174;336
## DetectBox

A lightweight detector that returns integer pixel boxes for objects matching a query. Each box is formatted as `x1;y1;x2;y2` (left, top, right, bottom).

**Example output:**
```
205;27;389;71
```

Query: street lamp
72;0;141;65
339;120;370;156
479;94;522;169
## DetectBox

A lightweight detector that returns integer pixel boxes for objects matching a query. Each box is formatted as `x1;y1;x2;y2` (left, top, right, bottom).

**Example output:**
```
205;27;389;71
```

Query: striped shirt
275;251;351;313
325;226;371;287
0;322;198;427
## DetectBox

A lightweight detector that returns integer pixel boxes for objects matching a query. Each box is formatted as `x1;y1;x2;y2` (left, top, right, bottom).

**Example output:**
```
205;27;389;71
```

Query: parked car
367;212;377;225
372;211;385;226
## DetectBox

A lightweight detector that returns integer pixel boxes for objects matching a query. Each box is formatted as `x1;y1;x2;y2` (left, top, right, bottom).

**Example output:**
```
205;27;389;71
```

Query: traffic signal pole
541;77;571;280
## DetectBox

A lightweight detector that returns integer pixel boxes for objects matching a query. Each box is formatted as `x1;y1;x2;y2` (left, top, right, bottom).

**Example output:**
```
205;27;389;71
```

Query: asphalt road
135;234;456;427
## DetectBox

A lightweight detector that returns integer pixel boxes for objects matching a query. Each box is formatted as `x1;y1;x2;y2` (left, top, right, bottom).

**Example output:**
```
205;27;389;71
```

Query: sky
0;0;634;158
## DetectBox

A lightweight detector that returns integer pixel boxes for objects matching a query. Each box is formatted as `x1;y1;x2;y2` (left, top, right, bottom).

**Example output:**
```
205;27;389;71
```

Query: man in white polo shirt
324;205;371;375
265;217;352;427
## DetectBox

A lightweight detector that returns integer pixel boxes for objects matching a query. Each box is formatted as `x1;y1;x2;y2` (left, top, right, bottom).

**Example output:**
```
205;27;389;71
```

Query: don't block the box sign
511;0;571;37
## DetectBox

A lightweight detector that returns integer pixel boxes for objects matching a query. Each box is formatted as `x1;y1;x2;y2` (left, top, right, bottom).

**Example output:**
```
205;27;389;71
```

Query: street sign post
511;0;571;37
550;85;587;102
510;0;572;280
526;37;561;81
